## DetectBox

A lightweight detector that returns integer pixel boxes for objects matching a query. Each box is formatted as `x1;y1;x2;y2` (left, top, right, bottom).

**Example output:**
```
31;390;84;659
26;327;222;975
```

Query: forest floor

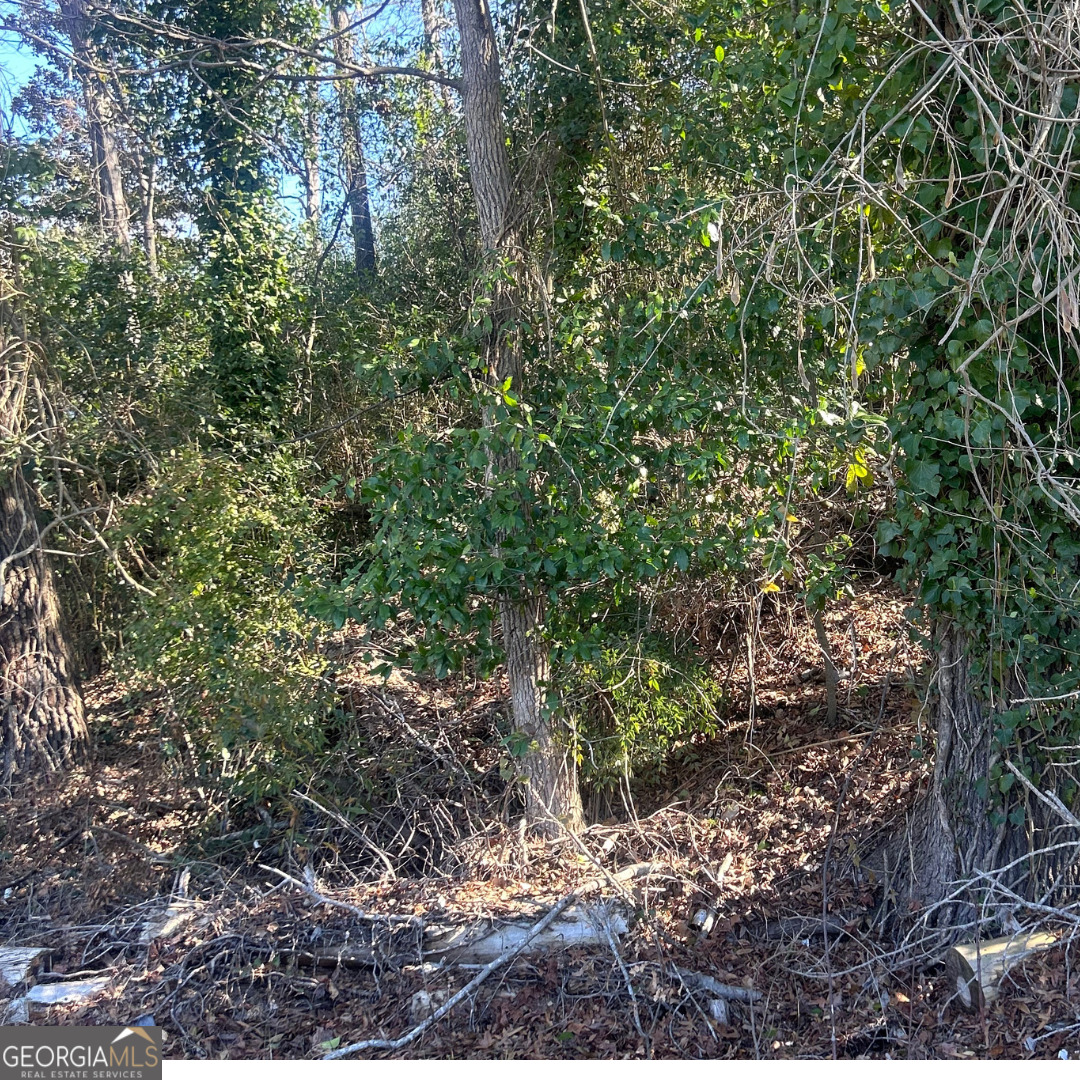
1;583;1079;1059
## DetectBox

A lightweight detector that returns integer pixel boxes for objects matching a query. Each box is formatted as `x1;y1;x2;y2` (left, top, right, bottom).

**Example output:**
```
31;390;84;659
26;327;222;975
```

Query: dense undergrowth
3;0;1080;1059
1;585;1077;1060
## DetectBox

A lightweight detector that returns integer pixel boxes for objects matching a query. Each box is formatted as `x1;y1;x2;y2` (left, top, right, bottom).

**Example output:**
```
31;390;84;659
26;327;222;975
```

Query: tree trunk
302;82;322;226
880;627;999;921
331;5;376;281
61;0;132;254
502;595;582;832
104;68;155;277
135;149;158;278
0;263;88;781
452;0;583;835
421;0;445;53
0;473;89;780
870;625;1077;927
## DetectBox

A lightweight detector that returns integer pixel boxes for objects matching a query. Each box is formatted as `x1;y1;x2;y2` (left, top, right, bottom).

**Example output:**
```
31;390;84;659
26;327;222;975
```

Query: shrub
120;448;333;798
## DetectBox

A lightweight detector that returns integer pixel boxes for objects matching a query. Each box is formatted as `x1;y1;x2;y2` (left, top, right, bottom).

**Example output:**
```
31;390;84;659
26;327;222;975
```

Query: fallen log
424;900;629;964
0;948;49;989
324;893;579;1059
267;899;630;970
944;930;1059;1011
741;913;851;942
6;976;112;1024
261;860;638;971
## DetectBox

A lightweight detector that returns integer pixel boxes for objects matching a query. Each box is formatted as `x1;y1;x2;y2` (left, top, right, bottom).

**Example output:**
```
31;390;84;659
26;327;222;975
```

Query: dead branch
671;965;763;1003
257;865;419;927
322;892;578;1059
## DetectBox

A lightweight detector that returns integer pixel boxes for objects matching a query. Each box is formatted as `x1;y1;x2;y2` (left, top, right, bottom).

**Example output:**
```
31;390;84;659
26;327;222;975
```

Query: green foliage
202;196;309;426
12;0;1080;832
339;0;884;733
120;449;333;797
566;646;725;790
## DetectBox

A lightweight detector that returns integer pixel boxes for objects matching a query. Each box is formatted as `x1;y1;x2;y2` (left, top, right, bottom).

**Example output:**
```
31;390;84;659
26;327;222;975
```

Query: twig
601;909;648;1048
323;892;578;1059
671;965;762;1003
257;865;418;926
1004;761;1080;829
290;791;398;878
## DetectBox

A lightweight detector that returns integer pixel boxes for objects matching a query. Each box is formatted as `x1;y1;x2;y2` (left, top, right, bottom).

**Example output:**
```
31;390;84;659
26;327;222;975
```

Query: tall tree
331;3;377;281
451;0;583;834
59;0;131;252
301;81;322;226
749;0;1080;918
877;0;1080;919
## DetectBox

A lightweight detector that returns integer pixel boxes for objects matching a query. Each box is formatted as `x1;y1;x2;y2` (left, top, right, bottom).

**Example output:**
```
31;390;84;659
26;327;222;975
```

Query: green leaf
907;460;941;496
777;81;799;108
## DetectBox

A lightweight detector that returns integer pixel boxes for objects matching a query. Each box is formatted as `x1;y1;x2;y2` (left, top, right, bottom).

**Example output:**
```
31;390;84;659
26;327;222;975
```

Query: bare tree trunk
0;258;88;781
420;0;452;109
0;473;89;780
421;0;445;52
452;0;583;835
61;0;131;254
106;69;156;277
502;597;582;830
877;627;999;921
302;82;322;226
812;610;838;727
331;5;376;281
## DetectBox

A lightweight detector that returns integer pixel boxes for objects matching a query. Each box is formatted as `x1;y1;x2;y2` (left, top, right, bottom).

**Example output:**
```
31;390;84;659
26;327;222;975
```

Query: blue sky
0;34;39;134
0;3;448;224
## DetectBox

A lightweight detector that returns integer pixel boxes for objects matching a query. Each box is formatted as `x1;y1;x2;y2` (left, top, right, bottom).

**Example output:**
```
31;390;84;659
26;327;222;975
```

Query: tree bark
452;0;510;252
0;474;89;780
0;260;88;781
869;625;1079;926
502;595;582;831
302;81;322;226
61;0;132;254
331;5;376;281
139;157;158;277
421;0;445;53
879;627;999;921
452;0;583;835
105;71;156;277
129;142;158;278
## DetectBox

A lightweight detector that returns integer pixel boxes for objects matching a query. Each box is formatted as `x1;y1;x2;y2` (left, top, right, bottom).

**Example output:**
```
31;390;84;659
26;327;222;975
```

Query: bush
119;448;334;798
565;644;726;793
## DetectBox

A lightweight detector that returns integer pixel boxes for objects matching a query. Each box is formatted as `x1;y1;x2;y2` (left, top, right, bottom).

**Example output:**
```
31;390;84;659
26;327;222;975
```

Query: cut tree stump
944;930;1058;1010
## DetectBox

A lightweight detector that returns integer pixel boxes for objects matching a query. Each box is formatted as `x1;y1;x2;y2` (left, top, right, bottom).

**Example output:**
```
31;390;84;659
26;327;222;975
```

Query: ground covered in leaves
1;586;1078;1059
